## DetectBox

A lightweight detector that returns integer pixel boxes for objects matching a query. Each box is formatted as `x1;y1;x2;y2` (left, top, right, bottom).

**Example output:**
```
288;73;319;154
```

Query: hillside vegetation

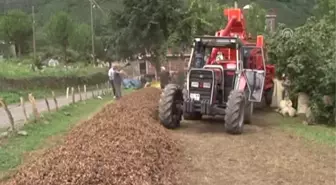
0;0;314;27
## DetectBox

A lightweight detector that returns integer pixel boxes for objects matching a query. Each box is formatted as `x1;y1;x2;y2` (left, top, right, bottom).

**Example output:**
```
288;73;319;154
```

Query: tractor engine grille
224;70;235;87
188;70;213;101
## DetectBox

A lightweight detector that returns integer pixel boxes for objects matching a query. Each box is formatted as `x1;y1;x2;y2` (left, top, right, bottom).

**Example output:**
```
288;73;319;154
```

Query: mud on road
2;88;335;185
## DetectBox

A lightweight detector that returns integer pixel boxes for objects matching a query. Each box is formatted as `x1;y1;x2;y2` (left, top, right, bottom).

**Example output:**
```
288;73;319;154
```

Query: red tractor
158;7;275;134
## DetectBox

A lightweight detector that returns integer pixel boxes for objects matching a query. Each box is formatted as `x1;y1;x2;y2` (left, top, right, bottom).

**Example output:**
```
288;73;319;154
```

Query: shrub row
0;72;107;91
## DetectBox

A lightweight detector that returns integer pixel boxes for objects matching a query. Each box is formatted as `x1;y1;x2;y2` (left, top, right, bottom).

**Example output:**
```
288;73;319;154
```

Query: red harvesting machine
158;7;276;134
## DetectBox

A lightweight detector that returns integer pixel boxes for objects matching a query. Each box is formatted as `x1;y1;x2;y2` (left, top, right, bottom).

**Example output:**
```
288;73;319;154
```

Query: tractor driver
211;51;226;64
216;51;225;61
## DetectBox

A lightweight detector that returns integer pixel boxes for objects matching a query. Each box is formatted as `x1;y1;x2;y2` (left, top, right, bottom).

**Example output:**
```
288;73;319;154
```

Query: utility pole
90;0;95;64
32;6;36;61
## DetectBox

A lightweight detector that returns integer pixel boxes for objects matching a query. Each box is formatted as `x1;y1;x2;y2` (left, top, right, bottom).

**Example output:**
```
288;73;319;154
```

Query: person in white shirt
108;65;116;98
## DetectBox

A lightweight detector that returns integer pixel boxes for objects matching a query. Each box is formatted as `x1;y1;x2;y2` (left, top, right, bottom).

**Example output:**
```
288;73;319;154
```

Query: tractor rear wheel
244;90;253;124
224;90;245;134
159;84;183;129
264;86;274;107
244;101;253;124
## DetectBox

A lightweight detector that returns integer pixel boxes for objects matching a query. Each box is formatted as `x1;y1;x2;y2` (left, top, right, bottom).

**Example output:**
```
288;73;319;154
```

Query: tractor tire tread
158;84;181;129
224;90;245;134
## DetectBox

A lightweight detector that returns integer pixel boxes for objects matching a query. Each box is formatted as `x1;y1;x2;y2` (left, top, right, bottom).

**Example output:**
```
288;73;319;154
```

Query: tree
244;2;266;36
46;12;74;62
167;0;229;53
69;23;91;57
0;10;32;57
108;0;183;72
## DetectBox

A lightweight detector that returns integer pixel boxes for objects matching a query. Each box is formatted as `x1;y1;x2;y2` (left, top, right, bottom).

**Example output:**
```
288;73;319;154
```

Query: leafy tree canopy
167;0;229;53
46;11;74;61
244;2;266;36
107;0;183;70
0;9;32;56
266;0;335;123
69;23;91;54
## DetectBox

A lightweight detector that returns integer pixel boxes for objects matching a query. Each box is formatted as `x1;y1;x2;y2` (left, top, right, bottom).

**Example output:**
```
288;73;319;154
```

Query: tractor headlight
191;82;199;87
203;82;211;88
226;64;236;69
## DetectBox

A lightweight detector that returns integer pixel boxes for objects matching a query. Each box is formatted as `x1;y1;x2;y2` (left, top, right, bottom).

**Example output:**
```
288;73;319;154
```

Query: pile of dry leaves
4;88;181;185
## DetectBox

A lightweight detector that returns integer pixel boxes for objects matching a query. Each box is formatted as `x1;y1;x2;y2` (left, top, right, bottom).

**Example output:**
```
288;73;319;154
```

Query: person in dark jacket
159;66;170;89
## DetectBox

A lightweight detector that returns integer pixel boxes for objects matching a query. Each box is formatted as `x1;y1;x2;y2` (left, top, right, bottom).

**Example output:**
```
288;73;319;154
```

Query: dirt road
174;112;335;185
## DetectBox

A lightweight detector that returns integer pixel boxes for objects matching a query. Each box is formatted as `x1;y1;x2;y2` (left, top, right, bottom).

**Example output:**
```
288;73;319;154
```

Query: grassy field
268;113;336;146
0;95;115;180
0;61;106;79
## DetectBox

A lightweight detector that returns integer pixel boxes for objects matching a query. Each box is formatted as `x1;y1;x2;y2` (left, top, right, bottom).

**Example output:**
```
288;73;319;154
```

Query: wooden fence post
44;97;50;112
101;84;105;95
78;86;82;101
71;87;75;104
28;94;40;122
92;90;95;98
105;83;108;95
84;85;87;100
96;84;99;96
20;97;28;123
52;91;59;111
66;87;69;99
0;98;15;131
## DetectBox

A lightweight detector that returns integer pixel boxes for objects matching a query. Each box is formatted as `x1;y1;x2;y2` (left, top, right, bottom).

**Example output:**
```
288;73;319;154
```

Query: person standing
159;66;170;89
113;66;124;100
108;65;116;98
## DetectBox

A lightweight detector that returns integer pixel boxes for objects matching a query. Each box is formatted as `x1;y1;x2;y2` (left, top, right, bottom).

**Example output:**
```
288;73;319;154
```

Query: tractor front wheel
159;84;183;129
224;90;246;134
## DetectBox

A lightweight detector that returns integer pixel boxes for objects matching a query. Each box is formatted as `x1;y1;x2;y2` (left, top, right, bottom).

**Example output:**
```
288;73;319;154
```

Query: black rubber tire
244;90;253;124
264;86;274;107
244;102;253;124
224;90;245;134
159;84;183;129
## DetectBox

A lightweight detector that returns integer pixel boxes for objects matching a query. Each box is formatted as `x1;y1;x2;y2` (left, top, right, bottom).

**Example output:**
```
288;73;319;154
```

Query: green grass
269;113;336;146
0;61;106;79
0;95;115;179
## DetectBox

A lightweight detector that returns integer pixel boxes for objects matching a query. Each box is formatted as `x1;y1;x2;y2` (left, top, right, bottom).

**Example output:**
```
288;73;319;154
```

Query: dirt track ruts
176;114;335;185
2;88;335;185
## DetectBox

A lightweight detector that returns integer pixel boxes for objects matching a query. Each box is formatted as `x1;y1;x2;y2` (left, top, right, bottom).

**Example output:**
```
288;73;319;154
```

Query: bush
266;14;335;124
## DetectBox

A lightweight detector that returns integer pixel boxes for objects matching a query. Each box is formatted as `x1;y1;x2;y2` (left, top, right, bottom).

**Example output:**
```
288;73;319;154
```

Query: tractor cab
187;36;246;103
185;35;267;109
188;36;244;70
